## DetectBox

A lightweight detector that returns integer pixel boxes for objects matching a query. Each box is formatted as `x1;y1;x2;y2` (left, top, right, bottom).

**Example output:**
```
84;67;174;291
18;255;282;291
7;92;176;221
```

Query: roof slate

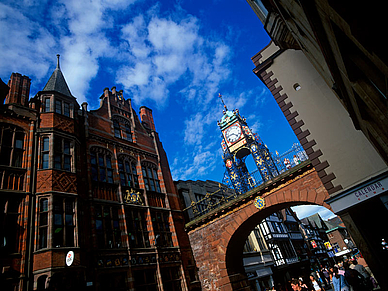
42;67;73;98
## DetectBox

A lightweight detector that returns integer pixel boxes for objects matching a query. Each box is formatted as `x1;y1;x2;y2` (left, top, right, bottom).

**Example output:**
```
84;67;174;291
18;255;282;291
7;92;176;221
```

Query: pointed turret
42;54;73;98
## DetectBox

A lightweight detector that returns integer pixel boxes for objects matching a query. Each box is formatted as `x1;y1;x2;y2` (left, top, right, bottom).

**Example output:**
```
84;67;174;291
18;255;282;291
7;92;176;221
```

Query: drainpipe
25;97;40;291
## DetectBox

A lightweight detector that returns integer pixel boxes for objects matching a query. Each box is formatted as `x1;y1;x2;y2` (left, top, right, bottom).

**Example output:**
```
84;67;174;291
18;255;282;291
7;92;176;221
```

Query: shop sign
329;175;388;213
324;242;332;249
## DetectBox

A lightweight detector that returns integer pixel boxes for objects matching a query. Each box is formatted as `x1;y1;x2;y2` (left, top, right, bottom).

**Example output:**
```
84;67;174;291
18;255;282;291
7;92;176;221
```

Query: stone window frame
44;97;51;113
117;154;139;189
141;161;161;193
90;146;114;184
41;94;73;118
112;115;133;142
150;210;173;247
125;207;150;248
95;204;122;249
53;196;76;248
40;134;75;172
41;136;50;169
0;197;21;253
0;123;25;168
160;266;182;291
37;197;49;249
54;136;73;172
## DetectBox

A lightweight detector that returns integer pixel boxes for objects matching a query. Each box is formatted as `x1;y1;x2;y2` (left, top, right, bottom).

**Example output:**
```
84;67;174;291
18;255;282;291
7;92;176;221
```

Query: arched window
0;124;25;167
90;147;113;184
118;156;139;188
113;120;121;138
141;162;161;192
125;124;132;142
112;116;132;142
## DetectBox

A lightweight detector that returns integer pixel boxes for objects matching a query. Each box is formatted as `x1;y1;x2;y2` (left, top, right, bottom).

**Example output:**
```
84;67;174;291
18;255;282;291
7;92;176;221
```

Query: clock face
225;124;242;143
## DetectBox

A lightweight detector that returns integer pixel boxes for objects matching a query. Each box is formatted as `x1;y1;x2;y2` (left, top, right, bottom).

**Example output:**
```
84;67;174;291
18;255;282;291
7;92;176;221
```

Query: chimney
6;73;31;106
103;87;110;98
139;106;155;131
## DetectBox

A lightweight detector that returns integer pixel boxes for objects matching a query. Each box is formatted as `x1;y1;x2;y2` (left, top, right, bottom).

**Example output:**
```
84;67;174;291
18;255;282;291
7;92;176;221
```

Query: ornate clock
218;95;279;194
224;124;242;143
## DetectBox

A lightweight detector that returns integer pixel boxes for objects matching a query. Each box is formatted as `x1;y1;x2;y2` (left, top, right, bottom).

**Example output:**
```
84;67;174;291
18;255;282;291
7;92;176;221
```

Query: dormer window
125;124;132;142
112;116;133;142
113;120;121;138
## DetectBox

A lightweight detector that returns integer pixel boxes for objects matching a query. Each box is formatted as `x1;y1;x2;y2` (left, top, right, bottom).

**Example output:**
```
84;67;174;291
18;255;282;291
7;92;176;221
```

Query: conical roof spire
42;54;73;98
56;54;60;70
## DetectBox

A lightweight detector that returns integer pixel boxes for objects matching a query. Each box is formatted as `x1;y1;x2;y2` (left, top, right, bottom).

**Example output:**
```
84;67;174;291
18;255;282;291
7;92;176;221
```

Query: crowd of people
270;258;378;291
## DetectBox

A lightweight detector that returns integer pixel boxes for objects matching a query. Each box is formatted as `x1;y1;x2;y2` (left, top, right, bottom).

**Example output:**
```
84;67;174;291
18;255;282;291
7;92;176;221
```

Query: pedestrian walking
343;261;367;291
351;260;369;279
332;267;350;291
321;266;331;287
291;278;309;291
310;275;325;291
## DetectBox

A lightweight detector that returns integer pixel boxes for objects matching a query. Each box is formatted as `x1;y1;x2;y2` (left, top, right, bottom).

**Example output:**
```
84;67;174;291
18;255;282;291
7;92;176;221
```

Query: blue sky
0;0;334;220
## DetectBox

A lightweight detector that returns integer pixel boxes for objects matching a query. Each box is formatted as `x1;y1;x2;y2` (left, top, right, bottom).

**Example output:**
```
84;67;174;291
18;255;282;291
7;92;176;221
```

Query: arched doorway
226;204;337;291
187;166;332;290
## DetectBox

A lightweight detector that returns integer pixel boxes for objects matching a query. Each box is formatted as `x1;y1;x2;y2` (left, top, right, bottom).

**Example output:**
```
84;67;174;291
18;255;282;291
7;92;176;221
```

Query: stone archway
187;166;331;291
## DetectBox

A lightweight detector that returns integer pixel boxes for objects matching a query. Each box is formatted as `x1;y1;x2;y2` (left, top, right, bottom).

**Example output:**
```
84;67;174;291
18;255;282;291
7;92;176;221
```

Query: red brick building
0;57;197;291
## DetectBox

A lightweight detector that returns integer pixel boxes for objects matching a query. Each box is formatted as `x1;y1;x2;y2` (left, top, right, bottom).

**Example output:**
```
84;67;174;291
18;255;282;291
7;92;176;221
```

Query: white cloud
0;3;56;82
292;205;336;220
0;0;138;103
183;110;219;145
56;0;138;102
171;149;218;181
1;1;232;109
1;1;236;182
116;11;231;108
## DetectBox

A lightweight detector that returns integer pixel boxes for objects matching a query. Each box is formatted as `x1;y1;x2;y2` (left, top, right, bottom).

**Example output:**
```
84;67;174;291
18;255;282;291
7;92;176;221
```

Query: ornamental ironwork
183;143;308;222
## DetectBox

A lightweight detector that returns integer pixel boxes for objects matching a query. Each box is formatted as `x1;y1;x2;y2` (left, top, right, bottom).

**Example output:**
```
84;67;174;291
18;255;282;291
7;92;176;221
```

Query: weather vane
218;93;228;111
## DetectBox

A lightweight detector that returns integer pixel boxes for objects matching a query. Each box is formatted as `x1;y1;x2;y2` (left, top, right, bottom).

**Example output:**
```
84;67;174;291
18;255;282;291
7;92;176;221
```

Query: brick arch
188;168;331;291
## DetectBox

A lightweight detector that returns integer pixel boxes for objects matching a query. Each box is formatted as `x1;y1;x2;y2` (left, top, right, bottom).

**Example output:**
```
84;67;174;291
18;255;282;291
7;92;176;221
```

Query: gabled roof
42;55;73;98
325;216;346;232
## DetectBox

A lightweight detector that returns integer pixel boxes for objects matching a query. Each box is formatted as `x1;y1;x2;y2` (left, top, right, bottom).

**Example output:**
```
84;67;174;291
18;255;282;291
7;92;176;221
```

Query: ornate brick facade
187;163;330;291
0;60;196;291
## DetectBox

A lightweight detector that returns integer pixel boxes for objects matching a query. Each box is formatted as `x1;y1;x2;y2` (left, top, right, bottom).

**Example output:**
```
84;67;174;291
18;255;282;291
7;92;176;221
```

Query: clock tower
217;94;279;194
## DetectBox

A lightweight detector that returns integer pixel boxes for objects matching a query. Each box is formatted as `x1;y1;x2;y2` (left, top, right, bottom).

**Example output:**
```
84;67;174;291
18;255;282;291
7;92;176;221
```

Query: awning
334;249;351;257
